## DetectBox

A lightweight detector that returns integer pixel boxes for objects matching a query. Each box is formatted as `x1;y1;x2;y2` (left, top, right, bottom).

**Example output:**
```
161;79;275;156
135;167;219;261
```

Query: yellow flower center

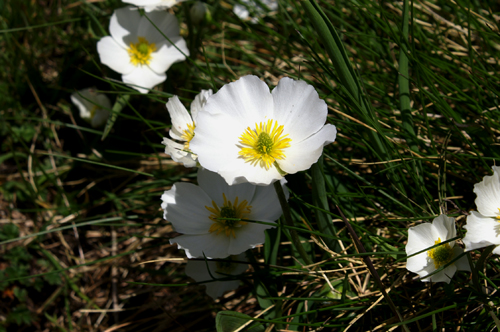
238;119;291;170
181;122;196;150
128;37;156;66
206;193;251;238
496;208;500;222
427;238;454;269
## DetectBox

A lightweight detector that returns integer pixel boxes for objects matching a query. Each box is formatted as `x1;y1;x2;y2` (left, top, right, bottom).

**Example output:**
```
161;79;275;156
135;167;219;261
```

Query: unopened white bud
190;1;210;25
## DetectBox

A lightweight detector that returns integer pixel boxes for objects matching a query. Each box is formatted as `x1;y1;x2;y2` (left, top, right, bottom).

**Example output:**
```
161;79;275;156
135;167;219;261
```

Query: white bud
190;1;209;25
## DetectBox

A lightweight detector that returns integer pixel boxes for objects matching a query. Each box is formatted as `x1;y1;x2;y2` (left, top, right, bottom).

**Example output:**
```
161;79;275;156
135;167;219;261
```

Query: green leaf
263;228;280;265
9;305;33;326
43;271;62;286
311;157;339;252
215;311;264;332
13;287;27;302
255;282;273;311
101;94;130;141
0;223;19;241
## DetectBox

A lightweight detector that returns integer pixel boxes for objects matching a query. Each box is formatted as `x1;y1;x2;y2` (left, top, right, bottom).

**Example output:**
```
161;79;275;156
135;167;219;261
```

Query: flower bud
190;1;210;25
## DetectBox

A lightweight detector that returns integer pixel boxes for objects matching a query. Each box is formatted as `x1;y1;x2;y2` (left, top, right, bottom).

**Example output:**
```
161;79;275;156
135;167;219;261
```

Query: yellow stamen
427;238;454;269
496;208;500;222
206;193;251;238
238;119;291;170
181;122;196;150
128;37;156;66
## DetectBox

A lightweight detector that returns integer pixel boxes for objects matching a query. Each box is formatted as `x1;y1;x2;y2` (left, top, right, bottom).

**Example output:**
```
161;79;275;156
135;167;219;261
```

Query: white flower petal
71;88;111;128
272;77;329;143
71;89;95;119
229;223;273;254
233;0;277;21
191;89;213;121
162;137;197;167
249;179;286;222
123;0;185;11
220;159;283;186
431;214;456;244
149;40;188;75
453;246;471;272
197;168;256;207
137;11;180;46
406;251;428;274
474;166;500;217
194;104;302;185
173;233;231;258
185;254;247;299
406;223;440;256
202;75;274;123
278;124;337;174
416;260;436;282
187;261;240;299
162;169;284;258
161;183;213;234
166;96;193;140
122;66;166;93
102;6;187;92
493;246;500;255
97;36;135;75
191;112;270;184
92;108;111;128
109;6;140;48
429;264;456;284
191;75;336;185
463;211;500;251
406;214;467;283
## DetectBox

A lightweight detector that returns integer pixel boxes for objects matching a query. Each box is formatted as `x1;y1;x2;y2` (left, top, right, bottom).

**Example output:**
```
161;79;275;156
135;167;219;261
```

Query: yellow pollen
496;208;500;222
181;122;196;150
206;193;251;238
238;119;291;170
427;238;454;269
128;37;156;66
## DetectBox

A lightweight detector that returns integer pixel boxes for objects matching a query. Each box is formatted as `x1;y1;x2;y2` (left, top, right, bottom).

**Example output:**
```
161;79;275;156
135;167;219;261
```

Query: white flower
406;214;470;283
185;253;248;299
122;0;186;12
97;6;189;94
162;168;287;258
162;90;212;167
189;75;337;186
70;88;111;128
234;0;278;22
463;166;500;254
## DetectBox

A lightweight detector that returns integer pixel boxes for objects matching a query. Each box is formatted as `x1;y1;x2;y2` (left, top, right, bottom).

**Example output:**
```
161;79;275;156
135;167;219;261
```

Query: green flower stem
273;181;313;266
